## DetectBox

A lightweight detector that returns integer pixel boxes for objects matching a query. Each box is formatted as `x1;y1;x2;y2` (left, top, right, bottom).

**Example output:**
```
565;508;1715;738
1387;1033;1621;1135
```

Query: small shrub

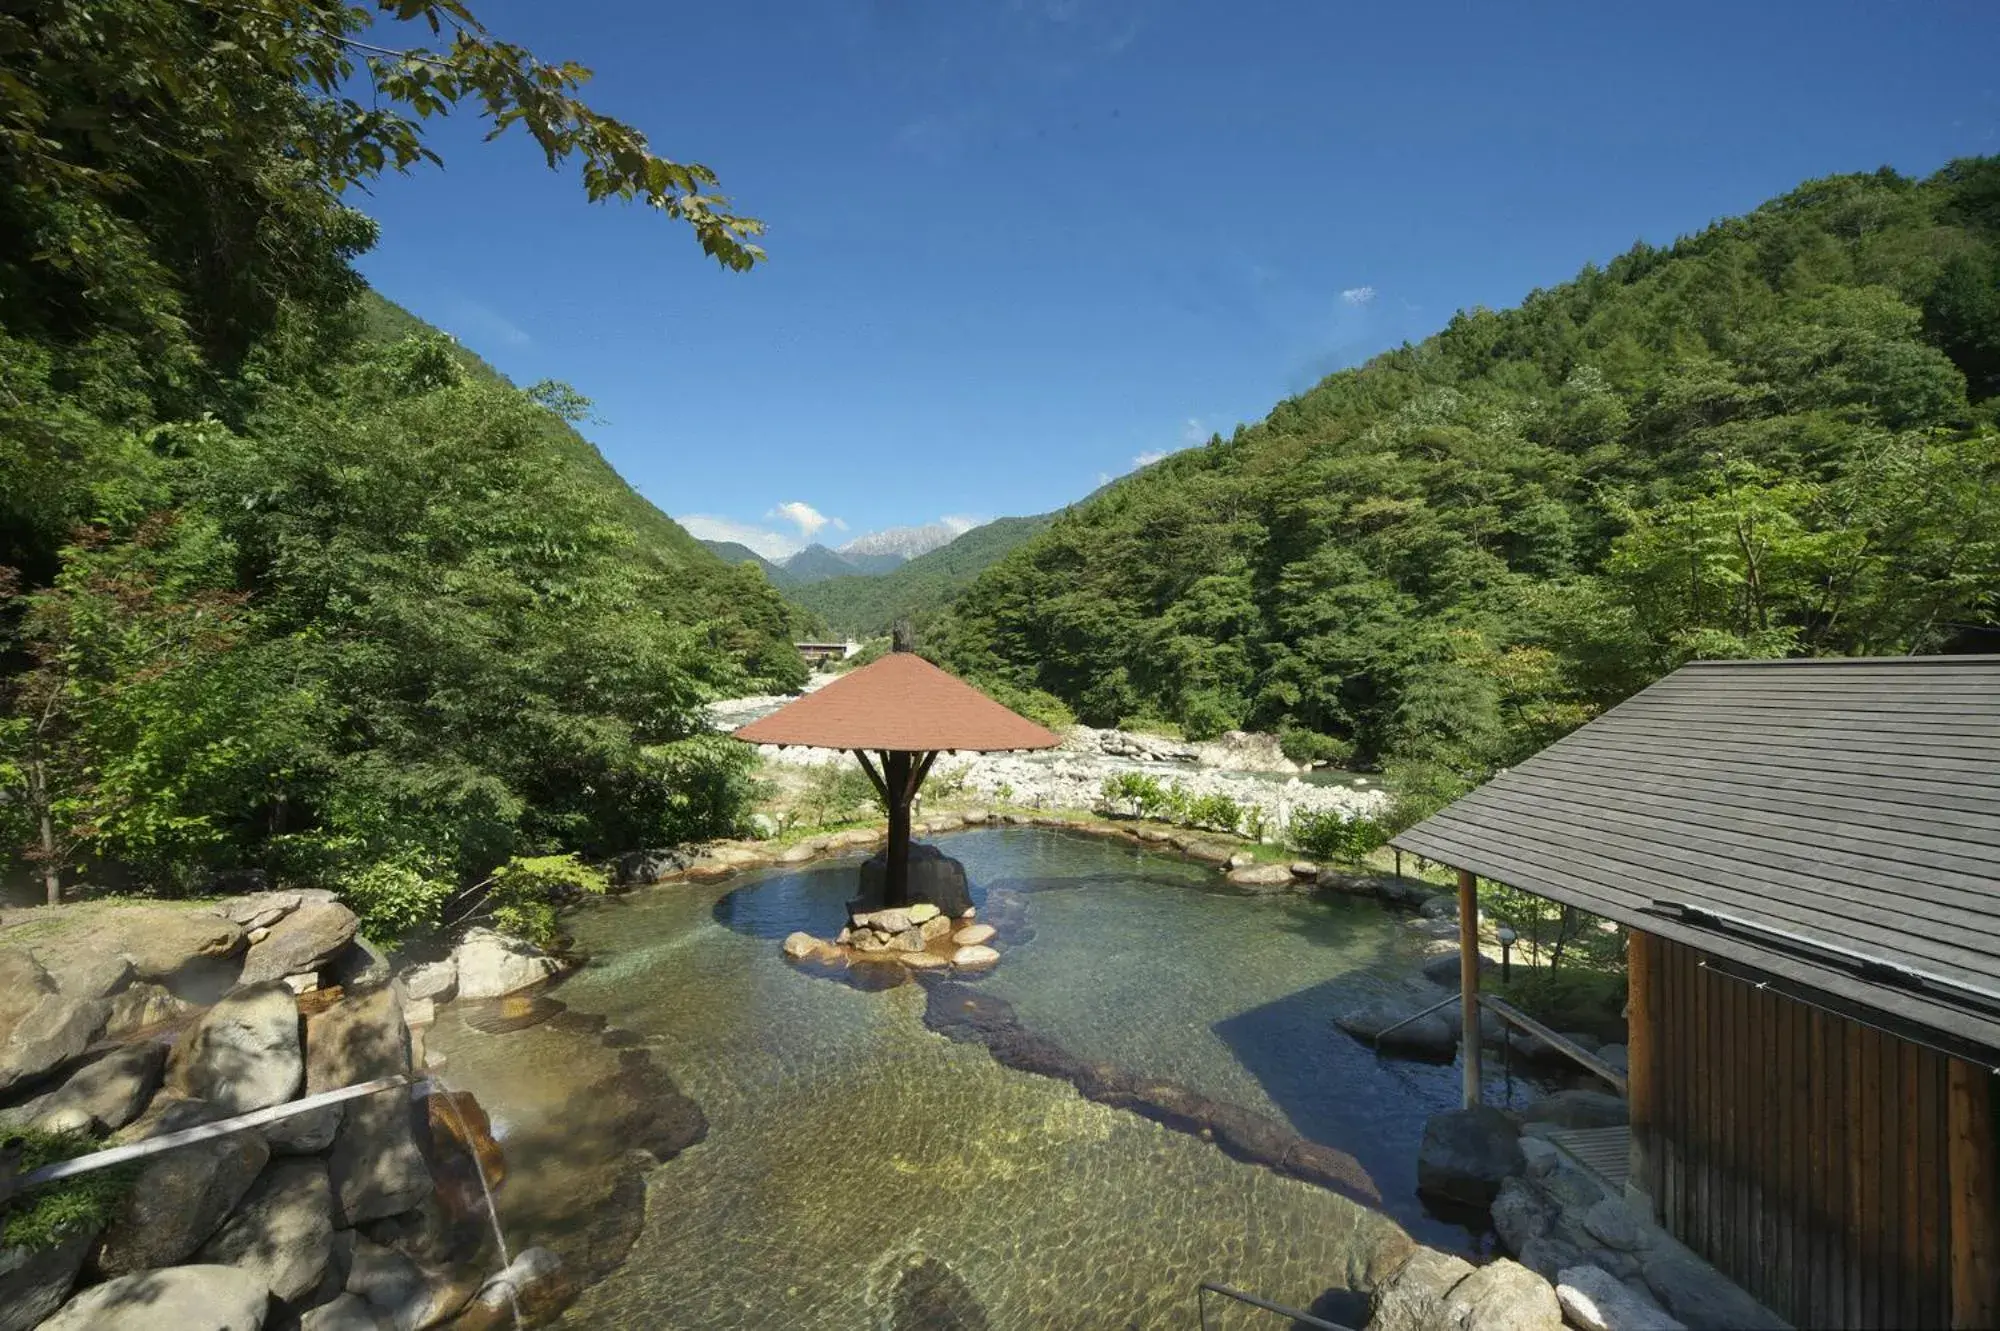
975;678;1076;731
1;1130;138;1251
1289;809;1387;864
1278;727;1354;767
1099;771;1167;818
1178;690;1237;742
794;762;881;829
478;853;610;947
341;859;456;942
926;762;973;801
1380;758;1472;834
1184;792;1243;834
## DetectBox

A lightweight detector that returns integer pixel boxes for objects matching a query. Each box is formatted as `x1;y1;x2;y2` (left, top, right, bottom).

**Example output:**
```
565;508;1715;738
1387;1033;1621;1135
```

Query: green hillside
698;538;794;585
791;513;1060;635
936;161;2000;787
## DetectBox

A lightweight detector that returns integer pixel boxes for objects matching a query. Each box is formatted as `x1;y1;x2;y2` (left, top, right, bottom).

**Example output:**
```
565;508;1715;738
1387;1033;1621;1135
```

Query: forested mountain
937;162;2000;790
793;513;1060;636
700;539;794;585
0;0;794;919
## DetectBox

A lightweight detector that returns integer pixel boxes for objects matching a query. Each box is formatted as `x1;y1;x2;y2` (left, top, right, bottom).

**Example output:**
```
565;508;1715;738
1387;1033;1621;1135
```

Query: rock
347;1235;479;1330
219;889;300;927
1640;1247;1788;1330
426;1090;507;1225
613;847;687;884
1182;842;1233;864
1407;916;1461;940
1582;1197;1648;1252
1492;1175;1556;1254
400;959;458;1005
1558;1264;1686;1331
0;949;108;1093
961;809;989;823
102;981;193;1038
284;972;321;994
198;1156;335;1303
951;944;1000;970
1226;852;1256;869
38;1264;270;1330
918;914;953;942
889;928;927;953
1586;1246;1643;1282
0;1231;94;1331
1416;1106;1524;1211
1334;999;1457;1060
898;950;950;970
1369;1248;1476;1331
18;1042;164;1134
1420;949;1492;990
781;932;824;960
776;841;820;864
1518;1235;1587;1283
1420;893;1459;920
1598;1042;1630;1075
240;900;361;985
166;980;303;1114
1523;1088;1629;1130
952;924;996;946
448;1246;573;1331
308;989;431;1226
858;907;913;935
906;902;941;924
748;812;780;838
1440;1257;1563;1330
302;1292;383;1331
1540;1162;1608;1211
327;935;393;989
1289;861;1319;878
451;928;560;1000
40;950;134;1004
1225;863;1295;889
95;1097;271;1274
116;910;246;983
1519;1136;1561;1179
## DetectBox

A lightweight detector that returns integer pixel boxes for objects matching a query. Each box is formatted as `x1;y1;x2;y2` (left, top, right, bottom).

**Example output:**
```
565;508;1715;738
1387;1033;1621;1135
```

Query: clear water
430;828;1538;1330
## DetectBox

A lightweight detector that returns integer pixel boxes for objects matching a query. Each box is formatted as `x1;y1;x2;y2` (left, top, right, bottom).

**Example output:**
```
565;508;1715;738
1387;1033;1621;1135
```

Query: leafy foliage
0;1130;138;1251
789;514;1060;637
476;853;610;948
938;163;2000;788
1287;809;1387;865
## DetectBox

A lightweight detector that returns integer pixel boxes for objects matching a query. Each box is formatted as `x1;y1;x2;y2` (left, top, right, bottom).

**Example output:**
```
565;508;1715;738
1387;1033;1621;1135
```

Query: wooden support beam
883;749;914;907
852;750;889;804
1625;928;1656;1217
906;750;938;803
1459;867;1481;1109
1949;1057;1999;1330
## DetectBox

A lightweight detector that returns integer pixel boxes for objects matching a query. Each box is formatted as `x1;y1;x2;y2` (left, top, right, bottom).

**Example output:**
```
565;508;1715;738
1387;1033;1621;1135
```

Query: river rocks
1369;1248;1476;1331
1557;1264;1686;1331
347;1234;480;1330
96;1097;271;1274
1492;1175;1557;1252
402;958;458;1004
40;1264;270;1331
1417;1106;1524;1211
951;944;999;970
240;900;360;985
952;923;996;946
1522;1088;1629;1129
197;1156;336;1303
0;1232;95;1331
450;1247;574;1331
451;928;560;1000
1440;1257;1563;1330
1335;998;1457;1060
898;949;950;970
1225;862;1296;890
15;1041;164;1134
1639;1248;1788;1330
167;980;303;1113
0;948;109;1093
782;931;822;960
309;988;430;1226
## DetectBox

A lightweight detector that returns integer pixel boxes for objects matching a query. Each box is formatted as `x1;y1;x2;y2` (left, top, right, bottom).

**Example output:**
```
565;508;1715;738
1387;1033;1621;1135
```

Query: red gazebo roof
732;653;1063;753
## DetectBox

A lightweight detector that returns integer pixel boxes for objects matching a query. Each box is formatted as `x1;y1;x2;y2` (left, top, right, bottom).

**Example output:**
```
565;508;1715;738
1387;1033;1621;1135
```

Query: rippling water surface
432;828;1539;1330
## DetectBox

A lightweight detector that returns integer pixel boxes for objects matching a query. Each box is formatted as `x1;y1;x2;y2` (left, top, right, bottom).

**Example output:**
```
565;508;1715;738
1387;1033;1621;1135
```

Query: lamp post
1497;924;1517;983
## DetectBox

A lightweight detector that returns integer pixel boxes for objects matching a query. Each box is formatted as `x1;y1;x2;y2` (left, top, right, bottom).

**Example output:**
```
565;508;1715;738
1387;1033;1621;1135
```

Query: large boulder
1225;863;1296;891
0;948;109;1093
1335;998;1457;1060
167;980;303;1114
197;1156;335;1304
38;1264;269;1331
451;928;560;1000
448;1247;573;1331
0;1232;94;1331
400;959;458;1004
1558;1264;1686;1331
115;909;246;984
10;1042;164;1134
310;988;431;1225
1417;1105;1524;1211
103;981;194;1039
1522;1088;1629;1130
1420;949;1493;991
346;1234;479;1330
1369;1248;1475;1331
239;900;360;985
854;842;973;917
94;1097;271;1274
1439;1258;1563;1331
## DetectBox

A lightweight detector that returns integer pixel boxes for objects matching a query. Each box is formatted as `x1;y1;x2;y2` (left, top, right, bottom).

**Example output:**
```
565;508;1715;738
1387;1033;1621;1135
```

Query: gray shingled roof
1392;655;2000;1063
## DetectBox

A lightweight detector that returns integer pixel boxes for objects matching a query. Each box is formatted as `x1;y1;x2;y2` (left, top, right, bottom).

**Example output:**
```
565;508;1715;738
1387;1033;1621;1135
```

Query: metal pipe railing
1196;1280;1354;1330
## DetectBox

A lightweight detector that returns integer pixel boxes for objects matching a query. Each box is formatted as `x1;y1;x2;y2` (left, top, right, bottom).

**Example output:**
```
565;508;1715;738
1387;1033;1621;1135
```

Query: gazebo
732;648;1061;906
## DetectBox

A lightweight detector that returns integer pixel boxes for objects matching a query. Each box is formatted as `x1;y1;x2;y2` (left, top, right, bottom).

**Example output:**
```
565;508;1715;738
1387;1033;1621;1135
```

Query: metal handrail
1368;991;1458;1047
1196;1281;1354;1330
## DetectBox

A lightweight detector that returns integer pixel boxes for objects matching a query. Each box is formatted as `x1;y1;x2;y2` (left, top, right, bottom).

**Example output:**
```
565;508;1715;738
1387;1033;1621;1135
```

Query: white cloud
1132;450;1168;468
1341;286;1376;307
678;514;803;560
768;501;846;541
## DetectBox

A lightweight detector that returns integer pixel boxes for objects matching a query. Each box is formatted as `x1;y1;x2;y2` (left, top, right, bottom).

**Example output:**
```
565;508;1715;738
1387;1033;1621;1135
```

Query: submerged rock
1416;1105;1524;1211
1335;998;1457;1060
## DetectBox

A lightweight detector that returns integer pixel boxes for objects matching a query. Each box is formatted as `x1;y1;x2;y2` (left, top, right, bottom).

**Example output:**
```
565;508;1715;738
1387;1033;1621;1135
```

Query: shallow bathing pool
430;827;1535;1329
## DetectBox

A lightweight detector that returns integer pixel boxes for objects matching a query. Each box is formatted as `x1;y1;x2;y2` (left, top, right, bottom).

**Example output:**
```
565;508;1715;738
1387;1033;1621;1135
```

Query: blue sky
355;0;1999;559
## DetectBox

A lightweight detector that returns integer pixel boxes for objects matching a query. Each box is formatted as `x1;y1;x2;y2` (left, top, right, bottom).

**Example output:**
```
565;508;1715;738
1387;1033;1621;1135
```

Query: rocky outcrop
166;980;303;1114
38;1264;271;1331
239;900;360;985
95;1097;272;1274
451;928;560;1000
1416;1105;1524;1211
312;989;430;1226
6;1042;164;1134
196;1156;335;1303
0;948;109;1093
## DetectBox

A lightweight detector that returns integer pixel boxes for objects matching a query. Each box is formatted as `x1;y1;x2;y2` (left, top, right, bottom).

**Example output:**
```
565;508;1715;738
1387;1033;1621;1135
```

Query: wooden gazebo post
851;747;939;908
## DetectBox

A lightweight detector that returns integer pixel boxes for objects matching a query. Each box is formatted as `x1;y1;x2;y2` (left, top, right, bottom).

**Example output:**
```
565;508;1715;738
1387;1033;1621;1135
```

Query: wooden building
1392;656;2000;1330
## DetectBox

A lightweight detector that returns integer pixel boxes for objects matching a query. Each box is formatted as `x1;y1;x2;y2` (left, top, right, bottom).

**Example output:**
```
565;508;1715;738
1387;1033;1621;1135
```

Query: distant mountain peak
838;522;967;561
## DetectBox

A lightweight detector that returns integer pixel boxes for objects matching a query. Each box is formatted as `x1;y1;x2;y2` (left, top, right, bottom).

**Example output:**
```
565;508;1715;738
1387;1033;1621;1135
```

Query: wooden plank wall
1635;934;1996;1329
